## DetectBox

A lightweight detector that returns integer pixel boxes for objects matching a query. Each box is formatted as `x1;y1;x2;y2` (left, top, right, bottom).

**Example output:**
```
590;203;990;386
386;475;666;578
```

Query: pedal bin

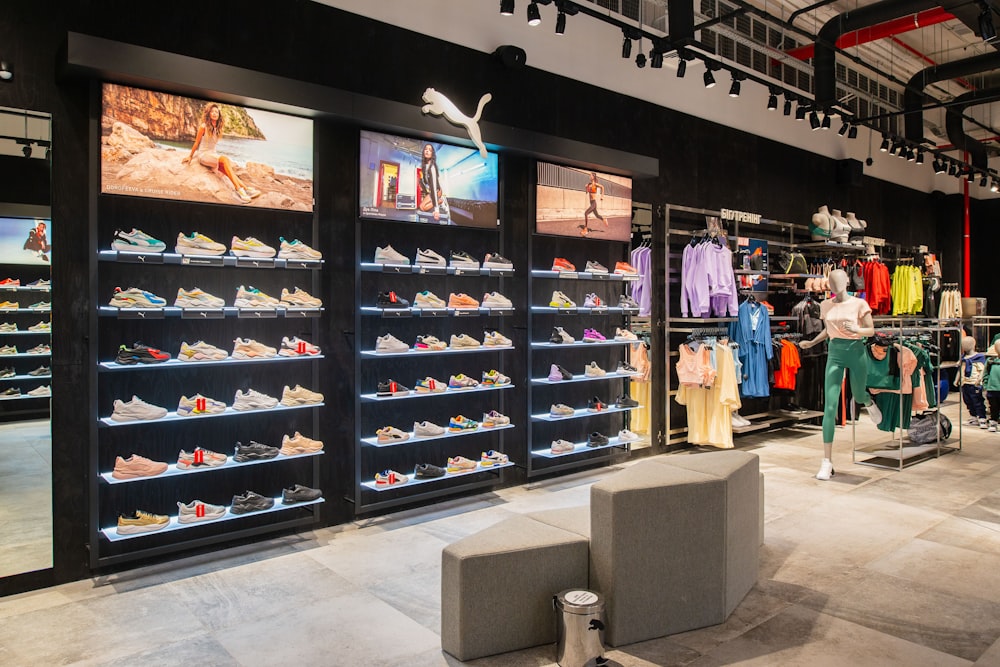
554;589;606;667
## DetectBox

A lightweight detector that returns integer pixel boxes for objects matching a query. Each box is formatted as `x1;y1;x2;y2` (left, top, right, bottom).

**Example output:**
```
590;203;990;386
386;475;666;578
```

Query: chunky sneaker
587;396;607;412
582;328;607;343
450;333;481;349
28;302;51;311
279;336;321;356
588;432;610;448
585;361;606;377
374;244;409;265
483;252;513;269
116;510;169;535
282;484;323;503
278;237;323;260
27;279;50;288
0;278;19;286
614;261;639;275
615;394;639;408
280;432;324;455
177;394;227;416
0;323;16;332
111;395;168;422
481;370;511;386
112;228;166;252
549;327;575;344
549;364;573;381
980;418;989;430
414;463;447;478
234;285;280;309
618;429;640;442
232;338;277;358
376;290;410;309
230;236;277;258
550;403;574;417
281;431;323;456
585;260;609;274
0;367;14;378
375;469;409;486
175;231;227;256
816;458;835;481
377;379;411;397
177;446;229;468
178;341;229;361
116;342;170;365
281;287;322;308
177;500;226;523
26;385;51;397
450;250;480;269
232;441;279;462
617;360;639;374
0;345;16;355
449;374;480;390
482;411;510;427
112;454;168;479
415;247;446;266
552;257;576;272
415;377;446;393
615;327;638;341
448;292;480;308
230;491;275;514
0;302;18;310
414;421;447;437
990;420;998;433
483;330;512;346
109;287;166;308
448;415;480;432
413;290;446;309
233;388;279;411
376;426;410;444
1;387;20;397
550;291;576;308
480;449;509;465
28;321;50;332
583;293;604;308
175;287;225;309
375;333;409;354
619;294;640;310
414;335;447;351
551;439;576;454
280;384;324;405
482;292;513;308
26;344;49;355
446;455;479;471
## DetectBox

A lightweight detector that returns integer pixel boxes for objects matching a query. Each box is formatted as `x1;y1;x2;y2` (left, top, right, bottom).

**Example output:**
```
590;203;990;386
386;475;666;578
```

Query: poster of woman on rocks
100;83;313;211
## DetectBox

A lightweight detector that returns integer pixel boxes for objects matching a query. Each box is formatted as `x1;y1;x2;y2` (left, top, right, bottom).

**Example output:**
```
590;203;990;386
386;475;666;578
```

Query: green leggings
823;338;870;443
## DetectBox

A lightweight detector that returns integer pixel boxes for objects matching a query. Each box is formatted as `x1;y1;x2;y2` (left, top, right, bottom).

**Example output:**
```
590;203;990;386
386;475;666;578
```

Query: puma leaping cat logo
421;88;492;158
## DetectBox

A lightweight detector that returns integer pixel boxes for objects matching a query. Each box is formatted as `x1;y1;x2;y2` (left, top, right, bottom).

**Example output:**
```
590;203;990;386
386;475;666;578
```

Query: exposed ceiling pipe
789;0;840;26
903;51;1000;141
944;87;1000;170
788;7;955;61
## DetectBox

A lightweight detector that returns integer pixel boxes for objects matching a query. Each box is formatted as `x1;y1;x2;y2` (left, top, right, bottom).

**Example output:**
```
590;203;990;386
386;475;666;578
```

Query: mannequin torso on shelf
810;205;833;240
845;211;864;232
829;209;850;243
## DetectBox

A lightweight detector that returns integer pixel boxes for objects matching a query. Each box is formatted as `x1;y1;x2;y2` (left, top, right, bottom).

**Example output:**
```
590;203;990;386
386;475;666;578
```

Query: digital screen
536;162;632;241
359;130;499;227
100;83;313;211
0;217;50;265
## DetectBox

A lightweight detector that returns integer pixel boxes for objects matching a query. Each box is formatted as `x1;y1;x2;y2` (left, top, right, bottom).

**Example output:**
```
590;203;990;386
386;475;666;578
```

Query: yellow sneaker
116;510;169;535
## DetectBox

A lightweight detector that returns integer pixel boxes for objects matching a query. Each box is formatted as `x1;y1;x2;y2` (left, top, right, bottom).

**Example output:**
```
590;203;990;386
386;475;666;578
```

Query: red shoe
614;261;638;276
0;278;19;287
552;257;576;272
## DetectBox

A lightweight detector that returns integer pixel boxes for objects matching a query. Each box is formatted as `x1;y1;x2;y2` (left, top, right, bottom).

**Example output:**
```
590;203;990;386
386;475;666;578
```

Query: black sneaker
483;252;513;269
1;387;20;398
449;250;480;268
556;365;573;380
617;361;638;374
376;291;410;309
27;366;50;376
116;342;170;365
233;441;280;462
414;463;447;478
587;432;610;448
377;379;411;397
587;396;607;412
230;490;275;514
615;395;639;408
282;484;323;503
0;367;13;379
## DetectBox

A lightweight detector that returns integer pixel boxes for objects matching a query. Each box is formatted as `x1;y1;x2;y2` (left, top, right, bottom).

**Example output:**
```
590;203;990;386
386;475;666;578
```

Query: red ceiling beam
787;7;955;60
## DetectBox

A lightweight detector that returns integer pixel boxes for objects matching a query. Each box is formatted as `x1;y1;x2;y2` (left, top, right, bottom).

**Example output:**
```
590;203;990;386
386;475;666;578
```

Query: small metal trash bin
554;589;606;667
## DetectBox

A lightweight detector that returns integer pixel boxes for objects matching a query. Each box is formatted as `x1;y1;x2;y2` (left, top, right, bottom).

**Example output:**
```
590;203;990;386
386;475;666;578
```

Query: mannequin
810;205;833;240
844;211;863;231
829;209;851;243
984;334;1000;431
958;335;987;428
799;268;882;480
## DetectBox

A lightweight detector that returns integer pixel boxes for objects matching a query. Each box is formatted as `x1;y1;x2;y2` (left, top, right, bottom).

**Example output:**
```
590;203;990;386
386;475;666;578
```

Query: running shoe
619;294;640;310
447;455;479;471
27;279;50;288
614;261;639;275
232;338;277;359
585;260;609;274
415;247;446;266
414;421;446;437
550;403;574;417
116;510;169;535
449;374;480;390
583;328;607;343
552;257;576;272
376;290;410;309
112;454;168;480
377;379;411;397
450;333;481;349
448;292;480;308
587;396;608;412
175;287;225;309
549;327;575;344
449;251;480;269
0;323;16;332
448;415;480;432
280;432;324;455
26;385;51;397
483;330;512;347
481;370;511;386
0;278;19;287
282;484;323;503
375;469;409;486
234;285;280;309
178;341;229;361
376;426;410;444
548;364;572;381
482;292;513;308
27;321;50;332
1;387;20;398
414;335;447;351
278;237;323;260
550;291;576;308
482;411;510;427
587;432;610;448
551;439;575;454
414;463;447;479
413;291;446;309
480;450;509;466
112;228;166;253
177;442;229;470
415;377;446;393
281;287;322;308
0;345;16;355
108;287;166;309
230;236;277;258
232;441;279;462
616;395;639;408
374;245;409;265
232;388;279;411
614;327;638;341
583;293;604;308
0;302;17;310
177;500;227;523
483;252;513;269
176;231;227;256
28;302;50;311
279;336;321;356
27;366;49;376
280;384;323;405
230;491;275;514
177;394;227;416
618;429;640;443
111;395;168;422
115;342;170;365
584;361;606;377
375;333;409;354
0;367;13;378
617;360;639;374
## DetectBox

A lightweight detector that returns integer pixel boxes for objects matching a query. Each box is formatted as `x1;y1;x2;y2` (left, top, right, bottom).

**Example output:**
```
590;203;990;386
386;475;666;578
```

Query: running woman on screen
419;143;449;222
23;220;50;262
581;172;607;236
182;103;262;204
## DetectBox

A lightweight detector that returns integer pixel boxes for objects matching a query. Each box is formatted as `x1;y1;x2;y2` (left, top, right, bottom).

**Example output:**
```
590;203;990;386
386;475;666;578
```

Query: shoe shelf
0;285;50;292
533;436;633;458
360;262;513;277
0;373;51;382
360;383;514;402
360;306;514;318
0;352;51;358
0;308;51;314
100;450;325;485
530;306;638;315
0;394;50;401
98;354;324;372
360;345;514;358
98;306;324;319
0;331;51;336
101;497;325;543
99;402;323;427
733;270;770;276
530;340;633;349
98;250;324;270
530;270;639;282
532;404;641;422
531;371;641;385
360;461;515;492
361;423;514;448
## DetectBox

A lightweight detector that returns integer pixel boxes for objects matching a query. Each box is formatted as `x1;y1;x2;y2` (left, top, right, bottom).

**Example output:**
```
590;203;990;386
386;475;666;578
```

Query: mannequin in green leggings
799;268;881;480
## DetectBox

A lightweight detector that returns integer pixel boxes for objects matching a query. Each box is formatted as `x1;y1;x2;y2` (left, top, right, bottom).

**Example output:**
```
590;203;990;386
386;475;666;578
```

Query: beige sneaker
112;454;169;479
232;338;277;359
280;384;324;406
116;510;169;535
280;287;322;308
281;431;325;455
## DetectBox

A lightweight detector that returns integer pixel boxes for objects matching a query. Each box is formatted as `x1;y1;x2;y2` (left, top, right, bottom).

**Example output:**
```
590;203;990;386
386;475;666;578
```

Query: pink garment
820;296;872;339
870;345;918;394
677;343;715;387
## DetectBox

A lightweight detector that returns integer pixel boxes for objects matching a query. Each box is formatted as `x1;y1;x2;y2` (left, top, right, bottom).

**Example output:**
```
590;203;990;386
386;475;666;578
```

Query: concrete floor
0;419;52;578
0;403;999;666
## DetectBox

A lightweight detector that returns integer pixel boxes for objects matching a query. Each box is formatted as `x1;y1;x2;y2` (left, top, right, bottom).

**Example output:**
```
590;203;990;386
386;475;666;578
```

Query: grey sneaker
550;403;574;417
27;365;50;376
233;441;280;462
176;500;226;523
414;421;446;437
230;490;275;514
282;484;323;503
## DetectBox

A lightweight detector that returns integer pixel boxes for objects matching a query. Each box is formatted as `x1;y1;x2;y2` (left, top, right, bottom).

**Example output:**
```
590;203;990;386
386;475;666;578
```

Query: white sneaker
414;421;446;437
376;426;410;443
375;334;409;354
111;395;168;421
278;237;323;260
174;287;225;309
177;500;226;523
816;458;834;481
584;361;606;377
449;334;481;349
551;439;576;453
26;385;51;397
234;285;280;309
175;232;226;256
484;330;512;347
989;421;997;433
482;292;513;308
980;418;989;429
112;228;166;253
550;403;574;417
551;327;575;344
731;412;751;427
866;401;883;426
178;341;229;361
413;291;447;309
230;236;277;258
415;248;446;266
232;388;279;411
374;245;409;265
549;290;576;308
280;384;324;406
279;336;321;356
585;260;609;274
614;327;638;341
280;287;322;308
617;429;639;443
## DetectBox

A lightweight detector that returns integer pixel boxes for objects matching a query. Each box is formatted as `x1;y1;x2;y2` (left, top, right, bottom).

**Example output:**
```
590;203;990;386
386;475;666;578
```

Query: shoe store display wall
0;0;979;591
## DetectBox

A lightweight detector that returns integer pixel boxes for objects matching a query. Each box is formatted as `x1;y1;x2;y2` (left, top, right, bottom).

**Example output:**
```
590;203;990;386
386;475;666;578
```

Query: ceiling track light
728;77;741;98
838;121;849;136
879;135;889;152
809;110;821;130
555;10;566;34
0;62;12;82
782;98;792;116
767;92;778;111
635;51;647;68
948;162;958;176
821;113;831;130
704;68;716;88
527;1;541;26
676;58;687;78
907;148;916;162
795;104;806;121
848;125;858;139
500;0;515;15
981;174;989;187
991;179;999;193
650;46;663;68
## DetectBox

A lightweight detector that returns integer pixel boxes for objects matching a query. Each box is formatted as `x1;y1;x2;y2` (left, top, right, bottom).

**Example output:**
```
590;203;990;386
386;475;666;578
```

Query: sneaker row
117;337;319;365
110;385;323;421
0;301;50;310
374;245;513;270
376;330;512;353
374;410;510;444
377;370;510;396
547;360;639;380
378;290;513;310
549;395;637;417
551;258;638;275
547;292;638;310
107;286;321;309
0;344;50;355
1;384;51;398
0;278;49;289
112;229;322;260
550;430;639;454
548;326;636;344
375;450;511;487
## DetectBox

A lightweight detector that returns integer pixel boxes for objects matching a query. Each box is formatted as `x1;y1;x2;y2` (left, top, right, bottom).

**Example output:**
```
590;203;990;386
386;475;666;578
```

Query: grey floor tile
867;538;1000;605
669;588;796;655
918;516;1000;557
368;566;442;635
78;634;239;667
303;524;449;587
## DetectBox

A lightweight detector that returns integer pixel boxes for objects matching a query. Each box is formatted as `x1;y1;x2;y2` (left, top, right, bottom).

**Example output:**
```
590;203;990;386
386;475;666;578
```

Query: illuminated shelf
531;371;640;385
530;270;639;281
99;402;323;427
361;345;514;358
98;250;323;269
99;354;323;372
100;450;324;485
361;423;514;447
532;404;641;422
361;461;514;491
533;436;632;458
360;383;514;402
360;262;513;276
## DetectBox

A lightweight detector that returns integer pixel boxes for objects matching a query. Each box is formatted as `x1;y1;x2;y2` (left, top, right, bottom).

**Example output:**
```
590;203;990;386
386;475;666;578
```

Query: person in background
418;143;449;222
581;172;606;236
23;220;49;262
182;103;262;204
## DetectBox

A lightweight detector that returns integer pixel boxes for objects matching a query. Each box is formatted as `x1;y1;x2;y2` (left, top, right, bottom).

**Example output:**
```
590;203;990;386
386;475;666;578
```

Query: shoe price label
116;252;164;264
282;259;321;270
415;265;447;275
380;264;411;274
238;308;278;319
417;309;446;318
195;397;206;413
556;307;578;314
590;273;611;281
488;268;514;277
235;257;275;269
453;309;481;318
283;309;320;318
380;309;412;319
181;308;225;320
195;503;206;517
117;309;165;320
181;256;224;267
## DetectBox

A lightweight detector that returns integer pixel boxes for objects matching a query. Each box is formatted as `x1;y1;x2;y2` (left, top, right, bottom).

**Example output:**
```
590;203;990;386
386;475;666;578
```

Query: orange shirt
773;340;801;390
